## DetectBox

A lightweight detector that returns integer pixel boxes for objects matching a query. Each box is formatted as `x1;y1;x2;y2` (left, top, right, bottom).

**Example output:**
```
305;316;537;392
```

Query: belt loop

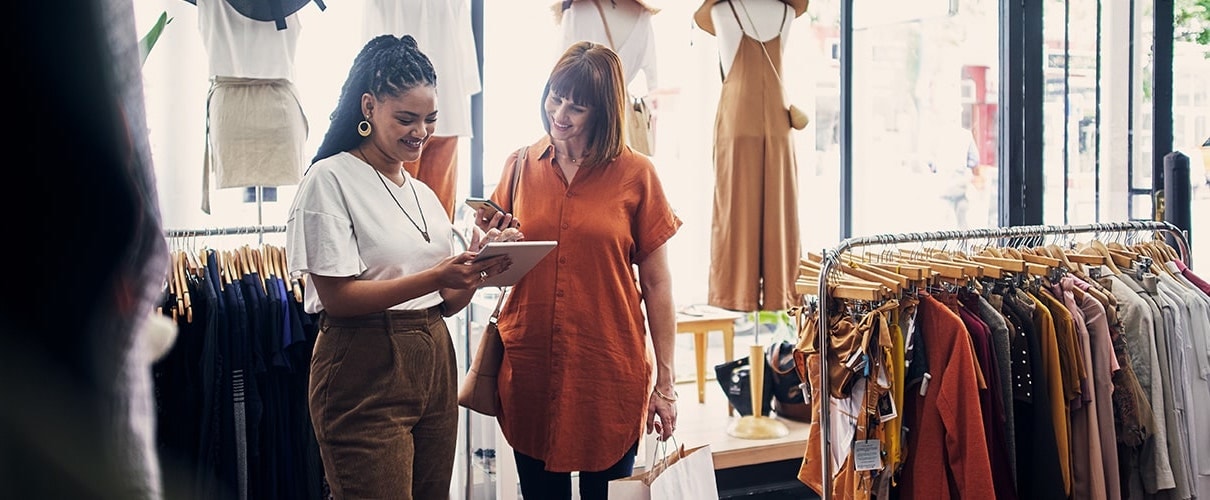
384;310;396;333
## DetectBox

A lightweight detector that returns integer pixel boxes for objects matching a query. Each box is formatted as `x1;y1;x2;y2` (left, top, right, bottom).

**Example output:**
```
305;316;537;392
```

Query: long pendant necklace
361;148;431;242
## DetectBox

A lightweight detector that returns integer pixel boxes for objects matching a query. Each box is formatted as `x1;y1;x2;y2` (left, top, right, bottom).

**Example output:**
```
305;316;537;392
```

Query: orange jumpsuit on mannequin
695;0;805;312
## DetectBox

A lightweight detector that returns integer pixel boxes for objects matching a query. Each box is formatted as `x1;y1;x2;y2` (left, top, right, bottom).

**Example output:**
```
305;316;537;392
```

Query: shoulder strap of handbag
509;146;528;212
591;0;616;50
488;287;508;321
491;146;528;312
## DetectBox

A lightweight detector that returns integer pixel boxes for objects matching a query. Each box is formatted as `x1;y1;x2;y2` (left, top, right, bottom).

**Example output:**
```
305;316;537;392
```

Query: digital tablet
473;241;557;287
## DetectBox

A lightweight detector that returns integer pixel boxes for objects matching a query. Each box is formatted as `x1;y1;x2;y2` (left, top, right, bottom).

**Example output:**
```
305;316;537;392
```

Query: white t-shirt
287;152;454;314
362;0;481;137
711;0;792;78
198;0;300;79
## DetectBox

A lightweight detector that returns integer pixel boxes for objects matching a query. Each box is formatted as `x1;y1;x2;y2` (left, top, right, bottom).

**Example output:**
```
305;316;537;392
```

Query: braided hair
311;34;438;165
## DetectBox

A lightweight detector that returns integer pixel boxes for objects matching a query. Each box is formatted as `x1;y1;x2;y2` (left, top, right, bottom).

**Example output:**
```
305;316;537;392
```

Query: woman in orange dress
474;41;682;500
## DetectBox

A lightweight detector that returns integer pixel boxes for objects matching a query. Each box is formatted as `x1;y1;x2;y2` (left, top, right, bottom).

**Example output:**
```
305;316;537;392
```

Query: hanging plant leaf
139;12;173;66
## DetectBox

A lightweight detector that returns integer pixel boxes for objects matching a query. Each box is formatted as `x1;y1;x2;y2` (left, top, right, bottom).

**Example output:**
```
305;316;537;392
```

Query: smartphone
465;197;507;217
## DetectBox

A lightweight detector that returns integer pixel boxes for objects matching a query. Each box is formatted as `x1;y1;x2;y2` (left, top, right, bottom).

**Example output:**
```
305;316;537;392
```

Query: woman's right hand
435;250;511;290
474;206;521;233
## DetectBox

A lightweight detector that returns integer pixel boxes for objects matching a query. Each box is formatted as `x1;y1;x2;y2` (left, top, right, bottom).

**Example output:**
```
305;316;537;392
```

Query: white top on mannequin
560;0;658;93
363;0;482;138
710;0;792;78
199;0;300;80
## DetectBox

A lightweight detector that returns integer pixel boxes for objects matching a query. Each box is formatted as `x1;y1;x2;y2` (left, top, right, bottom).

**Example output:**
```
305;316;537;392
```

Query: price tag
854;440;882;471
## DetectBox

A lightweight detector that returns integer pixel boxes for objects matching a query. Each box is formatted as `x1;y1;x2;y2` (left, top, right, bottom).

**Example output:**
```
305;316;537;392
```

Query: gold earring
358;119;372;137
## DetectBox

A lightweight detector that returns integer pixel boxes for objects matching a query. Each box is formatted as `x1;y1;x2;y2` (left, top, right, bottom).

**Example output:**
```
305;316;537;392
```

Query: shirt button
561;223;569;229
566;192;573;198
559;257;567;264
557;290;565;297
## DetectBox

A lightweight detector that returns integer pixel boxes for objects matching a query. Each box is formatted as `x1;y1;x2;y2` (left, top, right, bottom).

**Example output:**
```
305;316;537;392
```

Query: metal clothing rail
808;220;1191;500
164;225;288;242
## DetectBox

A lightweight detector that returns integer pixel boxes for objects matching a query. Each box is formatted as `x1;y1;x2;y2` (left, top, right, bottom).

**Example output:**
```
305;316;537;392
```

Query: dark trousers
514;441;639;500
309;307;457;500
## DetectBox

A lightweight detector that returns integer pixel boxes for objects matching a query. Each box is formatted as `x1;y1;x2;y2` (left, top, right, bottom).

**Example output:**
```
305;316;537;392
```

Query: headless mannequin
560;0;658;92
589;0;642;44
704;0;802;313
711;0;792;78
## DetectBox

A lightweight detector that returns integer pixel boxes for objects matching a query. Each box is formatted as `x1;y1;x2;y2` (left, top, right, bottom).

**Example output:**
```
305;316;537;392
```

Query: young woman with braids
286;34;512;499
473;41;682;500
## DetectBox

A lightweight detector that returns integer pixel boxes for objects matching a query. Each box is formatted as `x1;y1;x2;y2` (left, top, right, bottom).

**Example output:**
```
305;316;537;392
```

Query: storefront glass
849;0;1001;236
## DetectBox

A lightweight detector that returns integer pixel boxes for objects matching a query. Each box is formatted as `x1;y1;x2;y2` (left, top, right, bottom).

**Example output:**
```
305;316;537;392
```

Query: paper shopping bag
608;444;720;500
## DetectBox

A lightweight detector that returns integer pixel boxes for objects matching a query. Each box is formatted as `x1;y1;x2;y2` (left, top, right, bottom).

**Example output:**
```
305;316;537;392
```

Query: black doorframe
469;0;484;198
998;0;1045;227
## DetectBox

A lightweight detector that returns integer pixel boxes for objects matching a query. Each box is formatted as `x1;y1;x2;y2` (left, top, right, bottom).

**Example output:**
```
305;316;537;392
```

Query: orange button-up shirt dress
489;136;682;472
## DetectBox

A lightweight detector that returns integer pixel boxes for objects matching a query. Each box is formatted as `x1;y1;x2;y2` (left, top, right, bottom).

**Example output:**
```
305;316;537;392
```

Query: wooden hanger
279;247;303;302
929;249;999;279
896;249;967;280
263;245;279;279
944;249;1005;279
795;278;888;301
1082;239;1125;275
167;250;182;322
1064;250;1106;266
798;259;895;301
846;259;912;287
848;252;930;281
805;254;904;294
222;249;236;286
977;245;1050;277
176;250;194;323
969;253;1026;273
1020;249;1061;268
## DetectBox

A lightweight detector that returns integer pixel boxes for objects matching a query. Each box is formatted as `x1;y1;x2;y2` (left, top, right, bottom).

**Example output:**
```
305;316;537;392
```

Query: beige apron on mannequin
707;4;800;312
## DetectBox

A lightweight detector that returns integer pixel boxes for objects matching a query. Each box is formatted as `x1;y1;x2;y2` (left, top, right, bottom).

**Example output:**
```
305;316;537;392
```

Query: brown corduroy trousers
310;307;458;500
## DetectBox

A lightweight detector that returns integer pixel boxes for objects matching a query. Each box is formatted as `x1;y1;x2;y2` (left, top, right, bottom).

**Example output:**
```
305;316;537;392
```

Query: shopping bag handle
646;435;681;482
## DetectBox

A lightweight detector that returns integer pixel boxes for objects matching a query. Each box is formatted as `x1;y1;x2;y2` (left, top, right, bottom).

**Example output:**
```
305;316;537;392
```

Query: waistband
320;306;445;331
210;76;295;88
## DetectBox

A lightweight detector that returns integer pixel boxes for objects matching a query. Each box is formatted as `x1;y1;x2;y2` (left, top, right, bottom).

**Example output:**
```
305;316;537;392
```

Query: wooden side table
676;309;743;411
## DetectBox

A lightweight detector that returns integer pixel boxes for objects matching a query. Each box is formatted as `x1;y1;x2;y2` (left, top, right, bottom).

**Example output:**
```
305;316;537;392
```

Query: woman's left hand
467;226;526;254
646;387;678;441
467;227;502;254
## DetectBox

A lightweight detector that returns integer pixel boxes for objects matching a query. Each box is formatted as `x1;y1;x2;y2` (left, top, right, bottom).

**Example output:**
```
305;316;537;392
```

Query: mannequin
364;0;482;220
196;0;311;214
710;0;791;77
556;0;659;94
556;0;660;154
694;0;806;313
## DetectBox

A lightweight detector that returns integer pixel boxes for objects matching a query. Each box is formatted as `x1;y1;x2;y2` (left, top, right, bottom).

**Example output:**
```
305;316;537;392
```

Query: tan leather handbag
456;146;527;416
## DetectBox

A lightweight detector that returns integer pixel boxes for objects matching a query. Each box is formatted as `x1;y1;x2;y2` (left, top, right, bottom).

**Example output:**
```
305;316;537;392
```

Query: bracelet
653;387;678;403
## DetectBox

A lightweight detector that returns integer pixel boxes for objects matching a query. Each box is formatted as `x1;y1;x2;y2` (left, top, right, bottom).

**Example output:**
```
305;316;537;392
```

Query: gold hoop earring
358;119;372;137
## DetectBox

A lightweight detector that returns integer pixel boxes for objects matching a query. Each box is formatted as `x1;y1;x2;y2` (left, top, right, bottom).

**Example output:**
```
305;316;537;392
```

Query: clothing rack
164;225;288;244
805;220;1192;500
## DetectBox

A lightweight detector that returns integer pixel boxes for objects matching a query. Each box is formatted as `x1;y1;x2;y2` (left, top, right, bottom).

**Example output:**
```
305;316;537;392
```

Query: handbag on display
713;355;773;416
592;0;657;156
456;146;528;417
626;95;656;156
766;340;810;422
